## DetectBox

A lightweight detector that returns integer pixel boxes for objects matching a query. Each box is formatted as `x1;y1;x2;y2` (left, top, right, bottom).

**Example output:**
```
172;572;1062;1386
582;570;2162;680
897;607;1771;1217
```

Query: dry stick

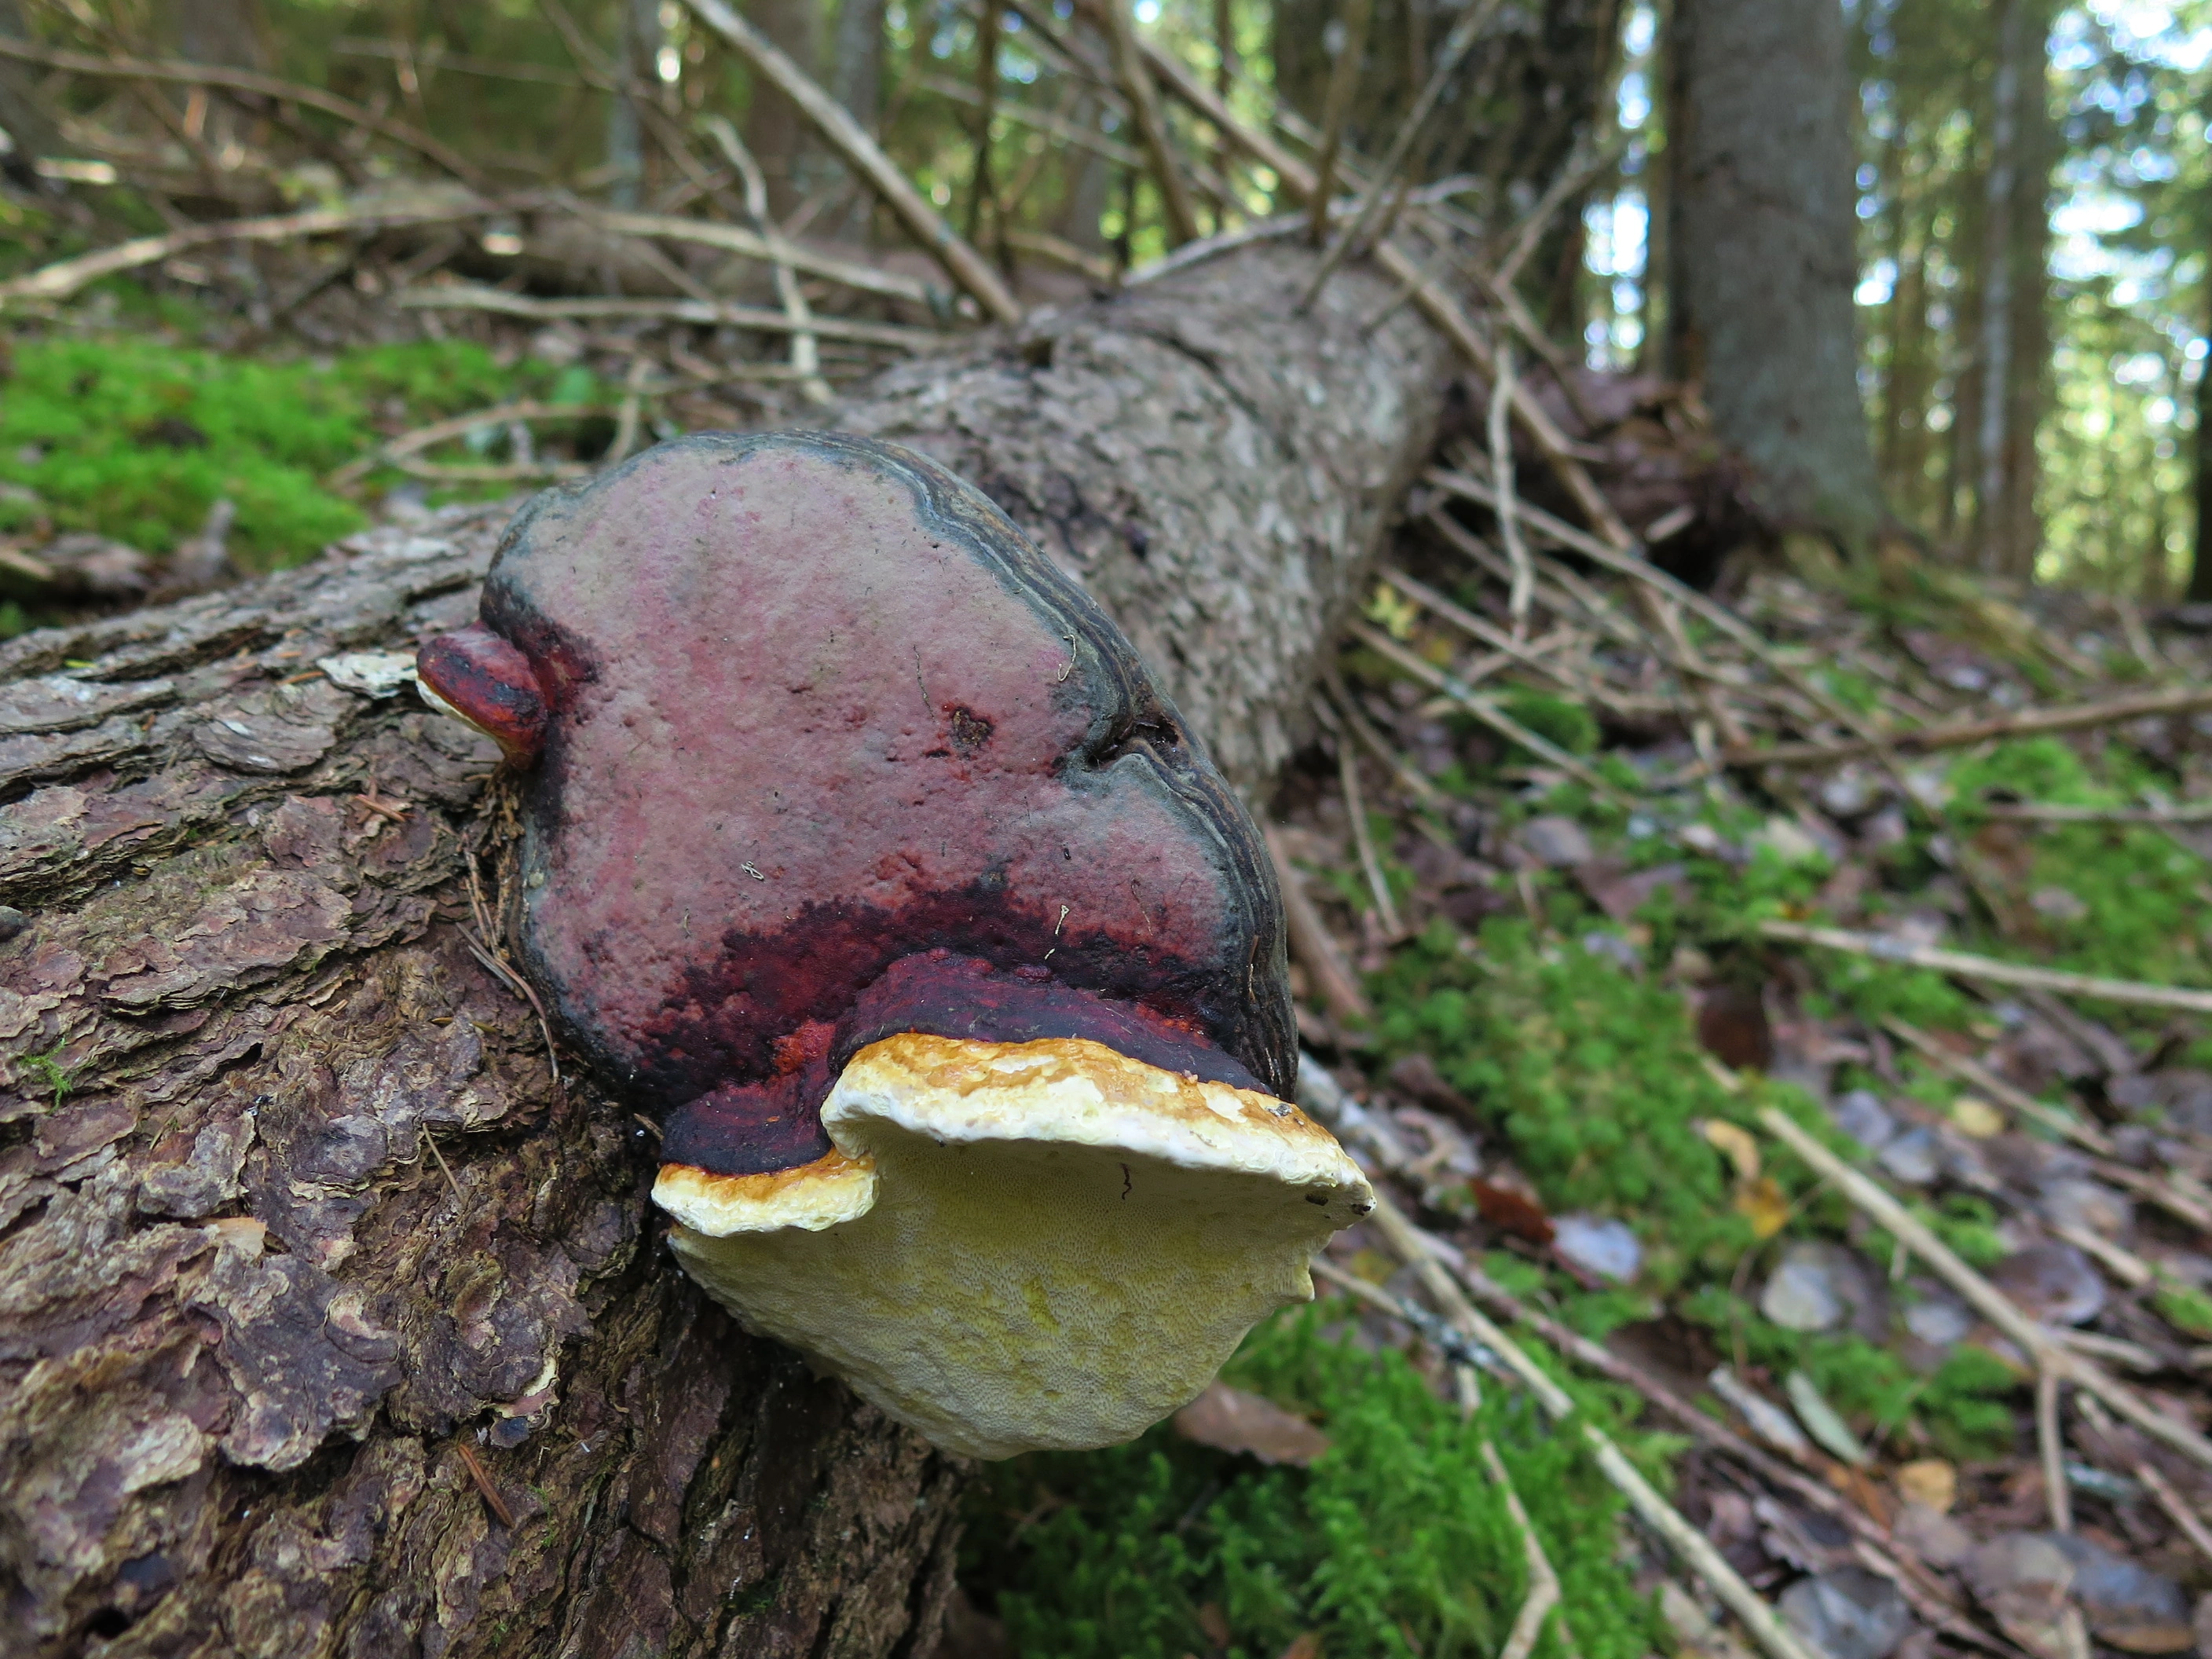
1881;1017;2115;1155
1488;342;1535;638
1295;0;1505;309
918;72;1142;168
1490;135;1624;289
1756;1103;2212;1472
1090;0;1201;246
1346;620;1637;808
2075;1394;2212;1564
1481;1439;1565;1659
451;1438;518;1529
1430;467;1870;764
1722;683;2212;770
1306;0;1376;244
701;117;832;405
1263;824;1372;1025
1424;510;1644;652
1361;1188;1827;1659
2037;1369;2072;1533
1326;668;1455;815
681;0;1022;324
0;197;498;304
1379;566;1596;704
0;35;485;185
1125;36;1628;550
1314;696;1404;936
1984;798;2212;825
392;283;943;350
590;206;932;302
328;399;614;489
1759;919;2212;1016
1300;1069;2000;1655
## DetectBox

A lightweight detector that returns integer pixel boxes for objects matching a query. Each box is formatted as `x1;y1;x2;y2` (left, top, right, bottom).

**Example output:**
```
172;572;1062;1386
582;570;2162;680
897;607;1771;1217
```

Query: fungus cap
657;1033;1373;1459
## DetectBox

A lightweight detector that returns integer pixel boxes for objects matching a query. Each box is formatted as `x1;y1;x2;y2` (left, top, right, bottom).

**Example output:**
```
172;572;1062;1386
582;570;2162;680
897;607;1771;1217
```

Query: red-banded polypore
416;431;1372;1459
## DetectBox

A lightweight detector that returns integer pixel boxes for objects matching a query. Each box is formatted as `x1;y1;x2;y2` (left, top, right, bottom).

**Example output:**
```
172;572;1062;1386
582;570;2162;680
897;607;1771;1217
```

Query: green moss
1368;917;1756;1287
2151;1283;2212;1339
965;1304;1664;1659
0;332;587;575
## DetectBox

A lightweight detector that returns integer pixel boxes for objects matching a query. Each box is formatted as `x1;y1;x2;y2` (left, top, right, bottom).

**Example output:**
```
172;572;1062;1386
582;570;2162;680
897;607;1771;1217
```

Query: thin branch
680;0;1024;324
1314;696;1403;936
392;282;946;350
1263;825;1372;1025
1488;342;1533;637
0;35;487;185
591;206;933;302
1306;0;1375;244
1756;1101;2212;1471
1346;619;1637;808
0;197;500;305
700;118;832;405
1295;0;1505;306
1091;0;1201;245
1722;683;2212;771
1760;920;2212;1016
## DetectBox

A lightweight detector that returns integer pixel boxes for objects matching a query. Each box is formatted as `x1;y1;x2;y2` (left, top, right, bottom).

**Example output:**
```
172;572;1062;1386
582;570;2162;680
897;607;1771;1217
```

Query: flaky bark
0;242;1453;1658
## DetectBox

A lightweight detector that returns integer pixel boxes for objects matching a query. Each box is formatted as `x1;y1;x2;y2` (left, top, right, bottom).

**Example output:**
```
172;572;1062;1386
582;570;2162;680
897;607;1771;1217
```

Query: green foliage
1495;689;1599;760
965;1304;1663;1659
2151;1282;2212;1339
0;332;570;573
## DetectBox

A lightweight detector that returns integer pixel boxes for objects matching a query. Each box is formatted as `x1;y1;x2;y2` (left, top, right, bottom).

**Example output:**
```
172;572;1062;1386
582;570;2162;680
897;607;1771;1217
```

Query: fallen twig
1346;620;1639;808
1760;920;2212;1016
681;0;1023;324
1264;826;1372;1025
591;206;933;304
1755;1102;2212;1471
0;197;500;305
0;35;486;185
328;399;613;489
701;118;833;406
1723;684;2212;770
393;282;946;350
1314;696;1404;936
1881;1017;2115;1155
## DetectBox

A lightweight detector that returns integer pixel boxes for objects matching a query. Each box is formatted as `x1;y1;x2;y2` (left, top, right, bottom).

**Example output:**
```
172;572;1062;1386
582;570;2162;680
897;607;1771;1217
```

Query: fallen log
0;240;1456;1656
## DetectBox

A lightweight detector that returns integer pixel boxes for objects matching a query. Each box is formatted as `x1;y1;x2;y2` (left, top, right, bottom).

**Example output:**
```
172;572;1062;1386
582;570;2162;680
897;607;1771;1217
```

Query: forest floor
11;291;2212;1659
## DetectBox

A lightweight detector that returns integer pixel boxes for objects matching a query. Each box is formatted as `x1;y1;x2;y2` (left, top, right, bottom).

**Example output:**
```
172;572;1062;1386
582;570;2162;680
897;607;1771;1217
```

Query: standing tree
1664;0;1887;552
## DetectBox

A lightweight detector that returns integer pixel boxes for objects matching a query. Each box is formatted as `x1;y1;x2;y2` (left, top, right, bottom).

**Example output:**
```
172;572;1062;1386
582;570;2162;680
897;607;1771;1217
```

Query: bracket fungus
417;432;1372;1459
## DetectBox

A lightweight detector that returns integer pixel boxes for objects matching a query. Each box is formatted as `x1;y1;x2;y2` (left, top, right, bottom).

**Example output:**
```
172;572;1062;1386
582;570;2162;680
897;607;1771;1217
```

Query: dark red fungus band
416;623;548;762
418;431;1295;1181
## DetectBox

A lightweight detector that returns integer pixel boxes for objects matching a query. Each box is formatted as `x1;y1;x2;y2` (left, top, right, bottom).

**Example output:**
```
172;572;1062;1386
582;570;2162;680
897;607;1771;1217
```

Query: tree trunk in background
0;242;1459;1659
828;0;890;238
1664;0;1886;552
2190;275;2212;601
743;0;820;220
1057;93;1114;255
606;0;655;210
1976;0;2056;582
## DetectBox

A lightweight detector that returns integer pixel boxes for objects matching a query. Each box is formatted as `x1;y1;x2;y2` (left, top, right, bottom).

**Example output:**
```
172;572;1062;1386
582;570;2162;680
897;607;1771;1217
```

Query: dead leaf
1735;1176;1791;1240
1173;1383;1331;1468
1697;982;1774;1071
1895;1458;1956;1514
1276;1636;1324;1659
1702;1118;1763;1181
1470;1177;1555;1244
1196;1601;1233;1648
1949;1096;2005;1137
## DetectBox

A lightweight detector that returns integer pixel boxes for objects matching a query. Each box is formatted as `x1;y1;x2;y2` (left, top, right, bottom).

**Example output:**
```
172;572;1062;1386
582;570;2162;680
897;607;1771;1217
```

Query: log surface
0;242;1452;1659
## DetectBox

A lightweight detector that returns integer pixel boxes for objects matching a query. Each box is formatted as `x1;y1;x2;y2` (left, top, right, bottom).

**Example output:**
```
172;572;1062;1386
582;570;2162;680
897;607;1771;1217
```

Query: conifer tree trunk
1663;0;1887;552
0;241;1459;1659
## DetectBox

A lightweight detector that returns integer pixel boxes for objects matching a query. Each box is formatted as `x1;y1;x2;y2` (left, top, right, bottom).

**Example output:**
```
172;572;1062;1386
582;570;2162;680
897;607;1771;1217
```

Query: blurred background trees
5;0;2206;596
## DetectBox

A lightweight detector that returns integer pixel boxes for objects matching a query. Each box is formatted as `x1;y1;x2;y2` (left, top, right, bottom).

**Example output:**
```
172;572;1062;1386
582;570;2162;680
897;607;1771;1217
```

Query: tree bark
0;241;1456;1657
2191;266;2212;603
1664;0;1887;554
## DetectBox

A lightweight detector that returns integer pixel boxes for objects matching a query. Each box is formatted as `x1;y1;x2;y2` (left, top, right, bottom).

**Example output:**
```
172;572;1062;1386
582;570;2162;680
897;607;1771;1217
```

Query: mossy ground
0;298;602;633
965;1305;1669;1659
